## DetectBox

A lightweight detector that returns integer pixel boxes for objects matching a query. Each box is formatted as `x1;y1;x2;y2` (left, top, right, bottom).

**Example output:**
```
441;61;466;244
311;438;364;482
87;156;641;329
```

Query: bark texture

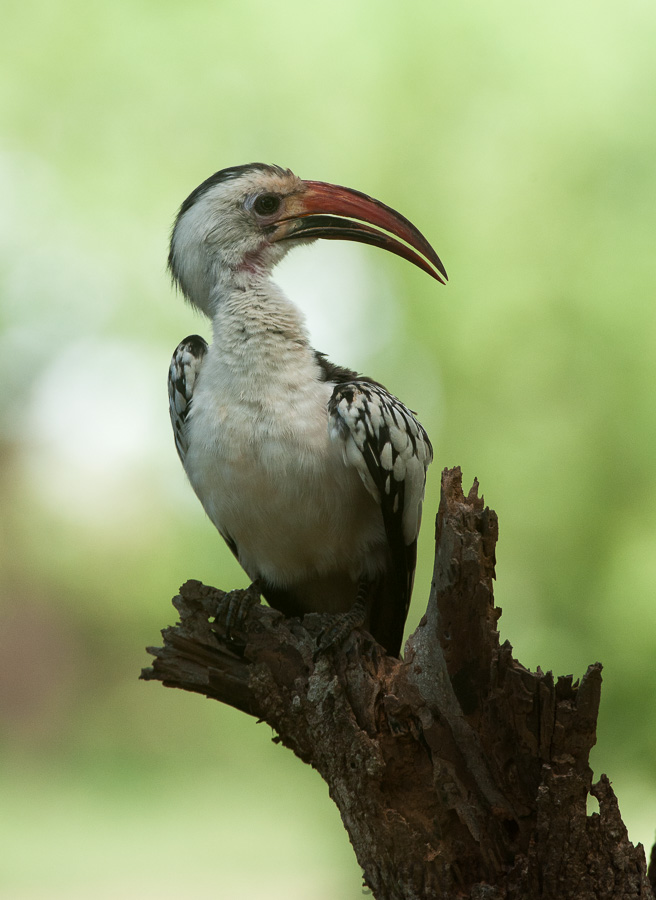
142;467;653;900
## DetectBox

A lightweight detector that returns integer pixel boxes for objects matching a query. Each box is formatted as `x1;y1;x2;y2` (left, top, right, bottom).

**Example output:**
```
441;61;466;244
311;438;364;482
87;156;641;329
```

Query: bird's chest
184;371;345;522
186;369;333;474
182;366;381;583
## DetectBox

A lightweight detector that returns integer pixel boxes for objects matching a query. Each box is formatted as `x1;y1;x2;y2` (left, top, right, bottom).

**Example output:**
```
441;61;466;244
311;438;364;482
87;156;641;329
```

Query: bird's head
168;163;446;316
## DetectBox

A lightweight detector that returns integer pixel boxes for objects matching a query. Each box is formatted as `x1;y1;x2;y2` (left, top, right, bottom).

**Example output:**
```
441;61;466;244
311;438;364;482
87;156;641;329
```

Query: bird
167;163;446;657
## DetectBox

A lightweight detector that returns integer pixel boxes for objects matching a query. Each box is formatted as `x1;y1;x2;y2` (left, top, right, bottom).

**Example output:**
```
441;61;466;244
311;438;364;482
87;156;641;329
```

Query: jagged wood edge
142;467;654;900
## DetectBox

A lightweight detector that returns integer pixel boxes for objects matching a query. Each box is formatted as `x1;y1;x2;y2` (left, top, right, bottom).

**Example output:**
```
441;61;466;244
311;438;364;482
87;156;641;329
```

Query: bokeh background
2;0;655;896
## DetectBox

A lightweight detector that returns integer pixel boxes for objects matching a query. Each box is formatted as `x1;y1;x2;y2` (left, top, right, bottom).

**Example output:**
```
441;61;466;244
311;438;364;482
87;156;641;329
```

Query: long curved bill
269;180;447;284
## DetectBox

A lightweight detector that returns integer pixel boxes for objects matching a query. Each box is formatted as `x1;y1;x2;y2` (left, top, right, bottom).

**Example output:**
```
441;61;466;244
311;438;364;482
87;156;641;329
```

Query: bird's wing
328;381;433;640
168;334;208;463
168;334;242;563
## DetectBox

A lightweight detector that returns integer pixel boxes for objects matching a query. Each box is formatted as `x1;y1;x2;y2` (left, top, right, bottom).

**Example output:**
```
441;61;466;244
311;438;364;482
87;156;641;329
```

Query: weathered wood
142;467;654;899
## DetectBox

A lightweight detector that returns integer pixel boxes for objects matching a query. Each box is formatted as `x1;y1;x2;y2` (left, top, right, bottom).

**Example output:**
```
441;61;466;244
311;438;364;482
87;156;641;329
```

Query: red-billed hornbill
167;164;446;657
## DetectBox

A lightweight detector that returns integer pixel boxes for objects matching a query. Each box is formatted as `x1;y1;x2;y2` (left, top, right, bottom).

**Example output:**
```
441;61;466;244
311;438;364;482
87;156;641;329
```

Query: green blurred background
2;0;655;896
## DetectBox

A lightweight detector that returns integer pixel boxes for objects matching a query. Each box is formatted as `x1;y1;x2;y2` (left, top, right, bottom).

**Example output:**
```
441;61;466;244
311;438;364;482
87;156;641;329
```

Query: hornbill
167;164;446;657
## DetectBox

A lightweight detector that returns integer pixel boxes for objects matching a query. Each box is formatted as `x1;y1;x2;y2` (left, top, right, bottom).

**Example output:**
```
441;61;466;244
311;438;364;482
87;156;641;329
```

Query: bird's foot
314;595;367;661
212;581;261;643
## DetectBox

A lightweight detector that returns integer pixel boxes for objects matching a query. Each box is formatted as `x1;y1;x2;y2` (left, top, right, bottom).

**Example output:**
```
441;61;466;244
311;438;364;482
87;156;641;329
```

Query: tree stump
142;467;654;899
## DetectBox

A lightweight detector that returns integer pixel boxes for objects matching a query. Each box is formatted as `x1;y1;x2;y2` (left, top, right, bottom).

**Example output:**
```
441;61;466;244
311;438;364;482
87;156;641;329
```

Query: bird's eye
253;194;281;216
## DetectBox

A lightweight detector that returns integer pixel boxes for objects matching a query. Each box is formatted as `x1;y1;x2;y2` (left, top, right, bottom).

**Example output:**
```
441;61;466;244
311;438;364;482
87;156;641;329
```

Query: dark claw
313;594;368;661
213;581;261;643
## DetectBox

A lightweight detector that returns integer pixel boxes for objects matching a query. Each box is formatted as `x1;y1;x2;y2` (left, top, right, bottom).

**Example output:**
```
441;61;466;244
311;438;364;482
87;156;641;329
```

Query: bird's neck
205;273;320;400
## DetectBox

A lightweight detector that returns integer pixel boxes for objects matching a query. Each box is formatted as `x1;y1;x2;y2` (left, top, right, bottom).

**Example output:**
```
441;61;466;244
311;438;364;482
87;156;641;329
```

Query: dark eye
253;193;281;216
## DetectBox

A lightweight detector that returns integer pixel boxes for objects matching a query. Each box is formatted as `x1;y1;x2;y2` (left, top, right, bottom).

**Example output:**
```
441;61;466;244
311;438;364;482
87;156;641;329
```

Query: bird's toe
212;581;262;644
313;597;368;661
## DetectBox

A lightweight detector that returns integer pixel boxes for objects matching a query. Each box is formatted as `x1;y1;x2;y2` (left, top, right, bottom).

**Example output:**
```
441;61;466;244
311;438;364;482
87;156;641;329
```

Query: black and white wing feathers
168;334;242;562
328;380;433;649
168;334;208;462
